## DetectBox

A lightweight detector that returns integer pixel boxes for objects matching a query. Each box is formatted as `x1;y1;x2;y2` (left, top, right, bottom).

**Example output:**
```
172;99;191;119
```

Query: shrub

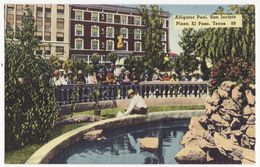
5;6;59;150
209;56;255;93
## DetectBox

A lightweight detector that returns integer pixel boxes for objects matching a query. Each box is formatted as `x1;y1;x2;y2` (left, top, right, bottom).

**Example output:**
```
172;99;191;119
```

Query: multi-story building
70;5;170;63
4;4;70;60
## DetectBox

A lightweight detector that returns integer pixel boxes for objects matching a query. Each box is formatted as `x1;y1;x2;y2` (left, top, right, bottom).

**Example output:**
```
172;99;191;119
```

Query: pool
50;119;189;164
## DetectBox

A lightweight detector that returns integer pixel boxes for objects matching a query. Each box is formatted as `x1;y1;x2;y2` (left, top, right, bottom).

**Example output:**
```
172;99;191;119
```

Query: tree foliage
177;5;255;79
138;5;165;70
5;6;59;150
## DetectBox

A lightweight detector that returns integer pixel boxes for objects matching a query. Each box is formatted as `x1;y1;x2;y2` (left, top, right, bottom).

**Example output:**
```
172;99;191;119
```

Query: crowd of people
49;64;203;87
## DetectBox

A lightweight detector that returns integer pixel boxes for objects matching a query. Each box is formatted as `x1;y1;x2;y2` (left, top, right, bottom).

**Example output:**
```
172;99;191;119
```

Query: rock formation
139;137;159;151
175;81;255;164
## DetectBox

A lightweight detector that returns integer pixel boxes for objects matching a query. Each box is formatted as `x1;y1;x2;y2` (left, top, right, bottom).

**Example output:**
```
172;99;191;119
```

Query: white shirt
60;76;68;85
125;94;147;115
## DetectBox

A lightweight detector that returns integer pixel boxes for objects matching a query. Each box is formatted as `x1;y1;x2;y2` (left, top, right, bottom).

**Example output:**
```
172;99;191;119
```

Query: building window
162;31;167;41
120;28;128;39
162;43;167;53
75;10;83;20
44;46;51;55
7;5;14;14
36;49;43;55
91;39;99;50
75;39;83;50
134;17;141;25
163;19;167;28
123;41;128;51
56;32;64;41
106;13;113;23
16;15;22;28
106;40;114;51
134;29;141;40
134;42;142;52
106;27;114;38
56;46;64;55
57;18;64;29
16;5;23;15
44;32;51;41
44;18;51;32
120;15;127;25
57;5;64;14
91;12;99;21
36;31;43;41
91;26;99;37
75;24;84;36
45;5;51;12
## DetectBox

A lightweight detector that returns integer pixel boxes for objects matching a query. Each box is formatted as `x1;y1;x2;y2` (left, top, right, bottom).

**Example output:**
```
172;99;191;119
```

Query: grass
5;122;89;164
65;105;205;118
5;104;205;164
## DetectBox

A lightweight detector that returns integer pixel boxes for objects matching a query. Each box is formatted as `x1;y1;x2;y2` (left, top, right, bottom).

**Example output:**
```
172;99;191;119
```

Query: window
106;13;113;23
162;43;167;53
57;18;64;29
36;31;43;40
134;42;142;52
123;41;128;51
44;18;51;32
163;19;167;28
7;5;14;14
16;15;22;28
91;12;99;21
56;46;64;55
36;18;43;31
7;14;14;25
36;50;43;55
44;32;51;41
106;40;114;51
162;31;167;41
44;46;51;55
91;26;99;37
75;39;83;49
134;29;141;39
56;32;64;41
106;27;114;38
16;5;23;15
75;10;83;20
57;5;64;14
134;17;141;25
91;39;99;50
120;28;128;39
45;5;51;12
120;15;127;24
75;24;84;36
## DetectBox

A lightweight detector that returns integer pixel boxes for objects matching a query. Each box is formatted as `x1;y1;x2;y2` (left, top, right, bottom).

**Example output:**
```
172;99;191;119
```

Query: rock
230;118;241;130
221;81;237;92
204;131;215;145
246;114;255;125
232;84;243;101
211;114;229;127
214;132;255;163
251;107;255;114
207;92;220;106
245;126;255;138
83;129;103;140
138;137;159;151
221;99;240;111
230;134;239;145
218;88;229;98
221;113;232;122
220;127;231;139
241;134;250;148
205;103;217;116
175;145;207;164
188;117;206;137
243;105;253;116
199;115;209;126
241;158;255;164
181;131;199;146
188;117;200;130
198;139;216;149
240;125;249;133
245;89;255;105
206;151;214;162
232;130;243;138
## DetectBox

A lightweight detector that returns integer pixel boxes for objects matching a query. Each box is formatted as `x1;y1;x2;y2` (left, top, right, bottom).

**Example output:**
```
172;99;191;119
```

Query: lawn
5;104;205;164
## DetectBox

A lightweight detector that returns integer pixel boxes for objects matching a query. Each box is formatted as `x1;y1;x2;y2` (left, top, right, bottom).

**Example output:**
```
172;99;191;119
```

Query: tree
91;53;101;72
107;52;118;64
5;6;59;150
138;5;165;70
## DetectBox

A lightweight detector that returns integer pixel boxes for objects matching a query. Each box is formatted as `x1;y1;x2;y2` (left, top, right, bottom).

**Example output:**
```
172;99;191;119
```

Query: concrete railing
56;81;209;105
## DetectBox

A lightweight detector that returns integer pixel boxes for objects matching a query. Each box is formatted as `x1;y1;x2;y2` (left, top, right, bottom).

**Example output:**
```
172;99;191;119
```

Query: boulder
83;129;103;140
221;81;237;92
138;137;159;151
188;117;200;130
246;114;255;125
218;88;229;98
211;114;229;127
231;84;243;101
241;134;250;148
199;115;210;127
221;99;240;111
230;118;241;130
205;103;217;116
243;105;253;116
245;89;255;105
188;117;206;137
175;145;207;164
221;113;232;122
245;125;255;139
251;107;255;114
207;92;220;106
198;139;216;149
181;131;200;146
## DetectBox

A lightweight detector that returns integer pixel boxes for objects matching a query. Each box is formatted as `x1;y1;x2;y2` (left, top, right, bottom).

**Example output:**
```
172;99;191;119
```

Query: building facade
4;4;70;60
70;5;170;63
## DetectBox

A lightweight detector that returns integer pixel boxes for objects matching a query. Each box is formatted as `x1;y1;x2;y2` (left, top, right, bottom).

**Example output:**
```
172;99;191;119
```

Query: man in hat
75;70;86;84
59;69;68;85
152;68;162;81
124;89;148;116
49;70;62;87
66;70;73;84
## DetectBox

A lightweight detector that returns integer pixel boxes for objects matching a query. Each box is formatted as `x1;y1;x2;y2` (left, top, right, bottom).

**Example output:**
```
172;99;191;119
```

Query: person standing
59;69;68;85
49;70;62;87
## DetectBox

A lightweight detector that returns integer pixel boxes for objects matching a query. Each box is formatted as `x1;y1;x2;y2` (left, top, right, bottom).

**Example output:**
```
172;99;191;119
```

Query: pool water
50;119;189;164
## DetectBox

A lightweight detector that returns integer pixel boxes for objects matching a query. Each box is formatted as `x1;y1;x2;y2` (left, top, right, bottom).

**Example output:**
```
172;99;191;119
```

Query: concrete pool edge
26;110;204;164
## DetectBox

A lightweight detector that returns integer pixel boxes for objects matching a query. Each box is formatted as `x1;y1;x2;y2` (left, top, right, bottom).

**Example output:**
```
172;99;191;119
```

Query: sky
127;4;230;54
